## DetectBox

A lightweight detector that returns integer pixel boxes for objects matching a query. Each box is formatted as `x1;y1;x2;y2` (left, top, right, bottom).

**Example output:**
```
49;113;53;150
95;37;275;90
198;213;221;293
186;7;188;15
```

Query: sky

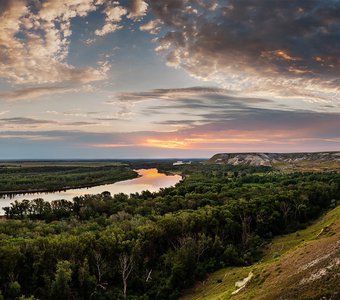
0;0;339;159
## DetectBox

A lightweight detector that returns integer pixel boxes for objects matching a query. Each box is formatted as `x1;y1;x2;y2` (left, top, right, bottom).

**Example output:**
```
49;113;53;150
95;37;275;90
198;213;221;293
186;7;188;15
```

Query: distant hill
207;152;340;169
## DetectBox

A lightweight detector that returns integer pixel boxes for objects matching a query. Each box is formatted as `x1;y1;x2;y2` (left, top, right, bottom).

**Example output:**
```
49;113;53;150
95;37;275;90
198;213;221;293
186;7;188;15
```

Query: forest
0;162;137;194
0;163;339;299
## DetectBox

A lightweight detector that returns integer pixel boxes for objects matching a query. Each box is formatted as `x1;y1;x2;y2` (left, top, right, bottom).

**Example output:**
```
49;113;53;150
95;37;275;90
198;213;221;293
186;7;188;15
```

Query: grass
181;206;340;300
272;161;340;172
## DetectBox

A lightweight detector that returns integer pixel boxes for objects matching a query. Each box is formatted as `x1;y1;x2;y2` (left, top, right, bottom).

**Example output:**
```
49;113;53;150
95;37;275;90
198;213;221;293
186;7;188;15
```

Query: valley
0;155;339;299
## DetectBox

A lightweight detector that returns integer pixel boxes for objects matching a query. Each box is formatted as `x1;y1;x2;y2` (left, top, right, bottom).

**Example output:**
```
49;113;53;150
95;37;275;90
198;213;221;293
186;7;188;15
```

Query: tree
78;258;96;299
50;260;72;300
8;281;21;299
119;253;134;300
280;201;291;226
240;213;252;245
93;250;107;291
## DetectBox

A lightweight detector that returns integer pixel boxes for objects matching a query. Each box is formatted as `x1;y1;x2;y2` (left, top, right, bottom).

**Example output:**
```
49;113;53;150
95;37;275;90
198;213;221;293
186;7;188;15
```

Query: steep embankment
181;206;340;300
207;152;340;171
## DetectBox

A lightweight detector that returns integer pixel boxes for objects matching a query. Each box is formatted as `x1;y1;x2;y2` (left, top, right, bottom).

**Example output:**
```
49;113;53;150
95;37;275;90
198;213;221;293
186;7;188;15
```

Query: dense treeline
0;165;137;193
0;166;339;299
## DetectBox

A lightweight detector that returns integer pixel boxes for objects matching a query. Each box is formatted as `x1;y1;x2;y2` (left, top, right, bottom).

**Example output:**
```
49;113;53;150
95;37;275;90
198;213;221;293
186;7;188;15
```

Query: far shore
0;173;140;198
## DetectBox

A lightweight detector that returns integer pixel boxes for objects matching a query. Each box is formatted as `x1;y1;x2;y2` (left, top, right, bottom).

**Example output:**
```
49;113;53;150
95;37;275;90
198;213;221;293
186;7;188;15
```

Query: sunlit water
0;169;181;214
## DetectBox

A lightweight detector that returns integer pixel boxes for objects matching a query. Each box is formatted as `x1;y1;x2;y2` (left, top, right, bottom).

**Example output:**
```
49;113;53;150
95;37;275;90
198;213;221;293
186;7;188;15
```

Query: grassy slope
181;206;340;300
272;161;340;172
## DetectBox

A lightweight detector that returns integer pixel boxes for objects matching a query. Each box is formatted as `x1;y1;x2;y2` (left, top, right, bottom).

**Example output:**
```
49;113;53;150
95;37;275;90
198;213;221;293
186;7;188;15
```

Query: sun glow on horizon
144;139;189;149
0;0;339;158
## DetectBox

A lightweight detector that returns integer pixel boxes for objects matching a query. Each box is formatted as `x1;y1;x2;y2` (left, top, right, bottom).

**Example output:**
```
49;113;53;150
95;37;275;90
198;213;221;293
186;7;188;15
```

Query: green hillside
181;206;340;300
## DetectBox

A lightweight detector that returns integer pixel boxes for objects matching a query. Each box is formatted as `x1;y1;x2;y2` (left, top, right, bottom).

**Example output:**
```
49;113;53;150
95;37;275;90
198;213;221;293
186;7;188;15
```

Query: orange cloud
142;131;288;150
91;143;135;148
274;50;301;61
144;139;188;149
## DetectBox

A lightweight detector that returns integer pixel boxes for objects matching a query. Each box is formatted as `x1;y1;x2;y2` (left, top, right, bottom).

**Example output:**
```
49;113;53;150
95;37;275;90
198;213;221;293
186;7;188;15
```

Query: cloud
154;119;199;126
0;0;109;85
141;109;340;152
2;83;337;155
114;86;272;110
95;112;134;121
140;19;163;34
106;86;340;151
95;4;127;36
95;23;123;36
66;121;97;126
0;117;97;129
1;0;338;106
0;117;57;125
1;104;339;156
109;86;286;128
105;5;128;22
0;86;74;101
115;86;236;101
93;0;149;37
0;133;61;141
148;0;340;102
128;0;148;19
0;110;10;116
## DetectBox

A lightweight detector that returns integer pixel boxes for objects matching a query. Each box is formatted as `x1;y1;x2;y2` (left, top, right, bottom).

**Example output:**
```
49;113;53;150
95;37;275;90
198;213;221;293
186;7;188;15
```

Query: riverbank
0;173;140;198
0;168;182;214
0;163;138;196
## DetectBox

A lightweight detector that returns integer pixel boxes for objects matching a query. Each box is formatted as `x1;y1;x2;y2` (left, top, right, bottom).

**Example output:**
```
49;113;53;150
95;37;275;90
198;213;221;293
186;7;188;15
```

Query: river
0;168;182;214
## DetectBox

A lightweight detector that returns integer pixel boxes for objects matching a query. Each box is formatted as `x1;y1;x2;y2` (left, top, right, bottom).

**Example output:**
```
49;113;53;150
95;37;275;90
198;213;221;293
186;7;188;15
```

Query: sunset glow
144;139;189;149
0;0;339;158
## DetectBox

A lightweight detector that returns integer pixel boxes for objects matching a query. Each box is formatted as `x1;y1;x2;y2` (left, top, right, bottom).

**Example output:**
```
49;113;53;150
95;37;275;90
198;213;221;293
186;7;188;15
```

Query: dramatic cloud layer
106;87;340;151
1;0;338;99
150;0;340;101
0;0;338;158
1;87;338;158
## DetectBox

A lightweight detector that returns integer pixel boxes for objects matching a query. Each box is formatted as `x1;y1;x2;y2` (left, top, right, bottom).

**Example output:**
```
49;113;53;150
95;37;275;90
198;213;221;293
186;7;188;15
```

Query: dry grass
273;161;340;172
181;206;340;300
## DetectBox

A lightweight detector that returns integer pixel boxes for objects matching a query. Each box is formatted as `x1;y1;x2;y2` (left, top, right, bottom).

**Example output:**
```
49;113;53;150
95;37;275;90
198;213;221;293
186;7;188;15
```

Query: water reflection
0;169;181;213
